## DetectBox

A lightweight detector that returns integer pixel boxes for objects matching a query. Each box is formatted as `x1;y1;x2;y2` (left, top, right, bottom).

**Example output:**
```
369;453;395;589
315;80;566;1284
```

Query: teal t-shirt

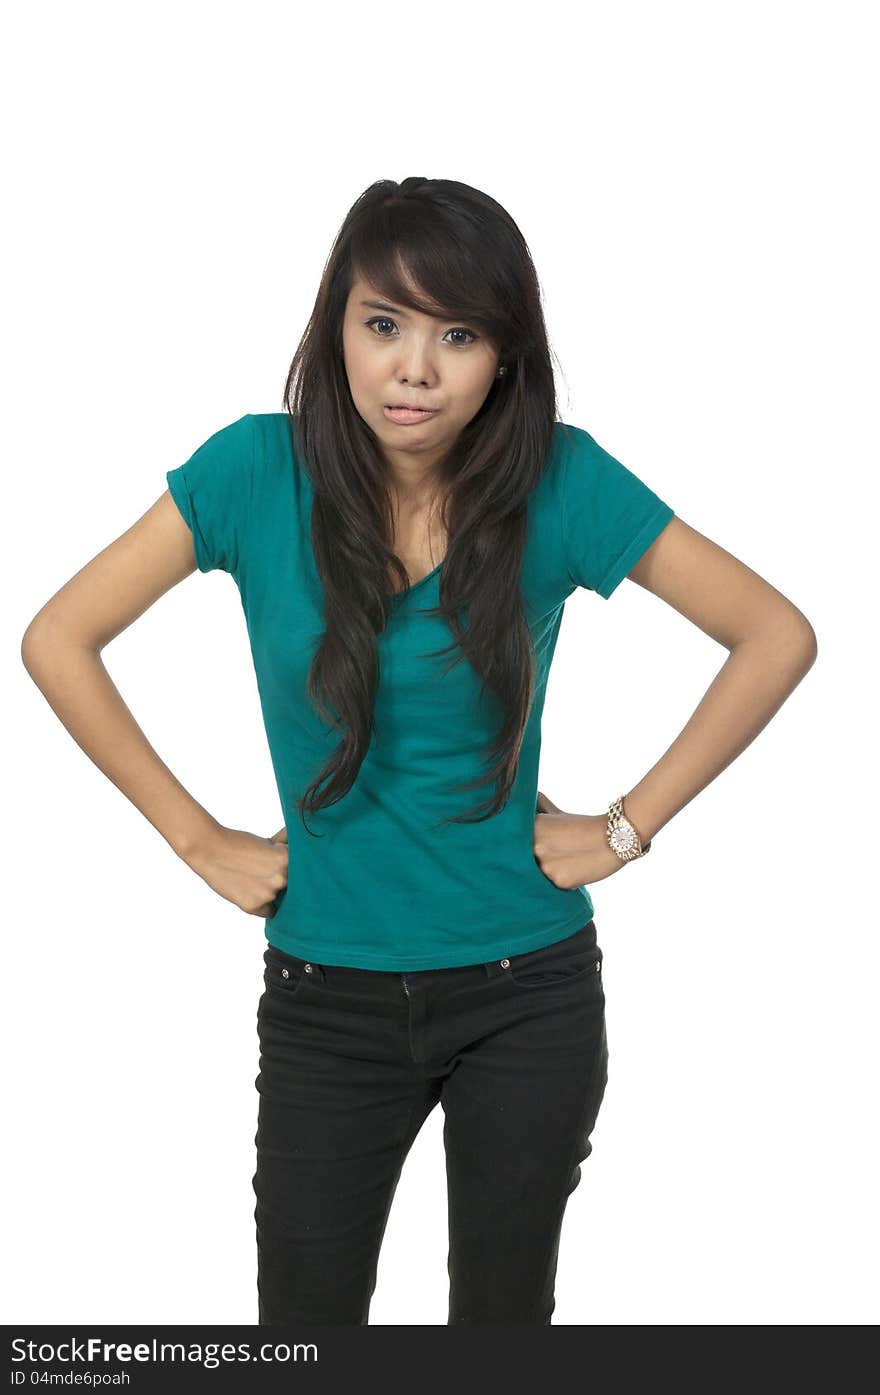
166;413;674;970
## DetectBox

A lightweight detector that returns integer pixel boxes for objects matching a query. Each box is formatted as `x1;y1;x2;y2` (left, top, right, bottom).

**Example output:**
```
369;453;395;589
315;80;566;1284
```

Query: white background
4;0;876;1326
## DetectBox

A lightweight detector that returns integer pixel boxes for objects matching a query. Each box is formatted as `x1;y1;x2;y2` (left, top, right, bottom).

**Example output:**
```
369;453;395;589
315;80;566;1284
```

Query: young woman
21;176;818;1326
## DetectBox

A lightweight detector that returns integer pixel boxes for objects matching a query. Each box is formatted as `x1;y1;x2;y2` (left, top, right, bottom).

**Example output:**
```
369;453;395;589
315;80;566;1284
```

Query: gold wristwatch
606;794;652;862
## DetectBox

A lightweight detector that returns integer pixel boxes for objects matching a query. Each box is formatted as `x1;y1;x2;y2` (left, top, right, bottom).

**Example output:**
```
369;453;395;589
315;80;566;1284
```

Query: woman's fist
533;790;624;890
185;824;289;918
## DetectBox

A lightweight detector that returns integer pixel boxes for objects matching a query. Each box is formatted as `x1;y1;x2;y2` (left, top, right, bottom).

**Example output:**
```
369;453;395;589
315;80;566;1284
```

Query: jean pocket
507;932;603;990
262;944;316;1001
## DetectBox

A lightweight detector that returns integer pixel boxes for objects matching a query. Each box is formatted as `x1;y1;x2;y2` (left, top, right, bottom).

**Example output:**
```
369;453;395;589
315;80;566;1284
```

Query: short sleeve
562;427;675;598
165;413;255;575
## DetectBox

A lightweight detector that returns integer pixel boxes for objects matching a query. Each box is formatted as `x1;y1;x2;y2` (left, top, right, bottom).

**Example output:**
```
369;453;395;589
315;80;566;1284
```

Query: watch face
610;822;636;854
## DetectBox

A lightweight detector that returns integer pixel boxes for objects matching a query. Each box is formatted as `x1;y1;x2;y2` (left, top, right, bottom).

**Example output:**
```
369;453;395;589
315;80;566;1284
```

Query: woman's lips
383;405;438;425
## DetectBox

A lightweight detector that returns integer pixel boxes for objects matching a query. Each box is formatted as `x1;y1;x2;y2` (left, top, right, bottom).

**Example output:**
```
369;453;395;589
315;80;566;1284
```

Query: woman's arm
621;516;818;844
534;516;817;891
20;491;288;916
21;491;217;859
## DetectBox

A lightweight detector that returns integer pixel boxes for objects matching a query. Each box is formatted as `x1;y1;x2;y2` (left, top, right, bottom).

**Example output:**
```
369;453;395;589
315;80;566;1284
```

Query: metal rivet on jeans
304;963;313;973
500;958;510;969
281;968;289;978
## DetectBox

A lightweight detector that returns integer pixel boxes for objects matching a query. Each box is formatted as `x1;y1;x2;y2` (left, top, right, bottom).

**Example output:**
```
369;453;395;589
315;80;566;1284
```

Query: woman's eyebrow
361;299;410;316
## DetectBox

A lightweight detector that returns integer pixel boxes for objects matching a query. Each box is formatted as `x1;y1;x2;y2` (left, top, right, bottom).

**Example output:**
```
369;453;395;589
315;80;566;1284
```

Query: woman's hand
183;823;289;918
533;790;625;890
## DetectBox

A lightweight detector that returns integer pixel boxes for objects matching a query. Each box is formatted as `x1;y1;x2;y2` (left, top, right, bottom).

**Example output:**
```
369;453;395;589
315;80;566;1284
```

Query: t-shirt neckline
385;558;444;601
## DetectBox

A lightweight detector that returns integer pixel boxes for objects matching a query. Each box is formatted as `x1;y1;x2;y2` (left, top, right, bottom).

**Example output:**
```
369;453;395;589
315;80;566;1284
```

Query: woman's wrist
613;789;659;848
603;793;655;862
170;810;224;866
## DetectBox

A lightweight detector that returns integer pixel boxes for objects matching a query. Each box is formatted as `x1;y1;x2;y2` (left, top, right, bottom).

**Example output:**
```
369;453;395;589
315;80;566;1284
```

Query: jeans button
500;958;510;969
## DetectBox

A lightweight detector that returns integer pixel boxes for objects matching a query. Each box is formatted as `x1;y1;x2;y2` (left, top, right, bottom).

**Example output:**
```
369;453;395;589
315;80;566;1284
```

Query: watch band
606;794;652;862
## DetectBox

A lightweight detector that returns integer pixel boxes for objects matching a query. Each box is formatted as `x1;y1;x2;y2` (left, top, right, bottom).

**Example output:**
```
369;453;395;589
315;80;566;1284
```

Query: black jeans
252;918;609;1325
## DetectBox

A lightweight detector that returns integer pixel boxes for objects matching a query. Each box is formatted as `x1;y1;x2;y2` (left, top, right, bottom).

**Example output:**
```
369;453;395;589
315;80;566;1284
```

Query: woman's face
341;272;501;480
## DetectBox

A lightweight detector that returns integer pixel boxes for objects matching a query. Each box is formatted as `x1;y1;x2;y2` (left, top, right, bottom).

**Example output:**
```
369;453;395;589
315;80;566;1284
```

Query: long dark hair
283;176;565;833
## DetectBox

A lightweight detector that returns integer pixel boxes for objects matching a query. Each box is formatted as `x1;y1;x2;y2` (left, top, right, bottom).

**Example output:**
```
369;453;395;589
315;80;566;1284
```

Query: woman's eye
364;317;478;346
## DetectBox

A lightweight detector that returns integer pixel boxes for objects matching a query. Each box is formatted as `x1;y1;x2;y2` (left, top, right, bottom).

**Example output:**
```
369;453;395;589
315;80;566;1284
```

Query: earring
497;366;507;378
